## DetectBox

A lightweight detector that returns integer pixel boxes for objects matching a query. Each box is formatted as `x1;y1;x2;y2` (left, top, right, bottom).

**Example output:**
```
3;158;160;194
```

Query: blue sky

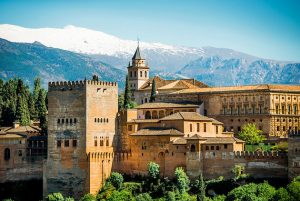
0;0;299;61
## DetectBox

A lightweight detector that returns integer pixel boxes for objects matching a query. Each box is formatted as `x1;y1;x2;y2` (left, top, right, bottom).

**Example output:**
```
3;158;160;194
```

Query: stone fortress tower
43;78;118;199
288;130;300;179
127;43;149;91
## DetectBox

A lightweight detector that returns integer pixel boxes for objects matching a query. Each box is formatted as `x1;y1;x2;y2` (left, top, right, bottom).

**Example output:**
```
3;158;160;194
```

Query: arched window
152;111;158;119
159;110;165;118
145;71;147;77
145;111;151;119
57;119;60;124
190;144;196;152
140;71;142;77
70;118;73;124
74;118;77;124
4;148;10;161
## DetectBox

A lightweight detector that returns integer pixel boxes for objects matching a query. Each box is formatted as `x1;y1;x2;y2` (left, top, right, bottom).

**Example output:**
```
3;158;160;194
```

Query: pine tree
150;79;156;102
123;75;133;109
33;77;41;103
197;172;206;201
28;94;37;120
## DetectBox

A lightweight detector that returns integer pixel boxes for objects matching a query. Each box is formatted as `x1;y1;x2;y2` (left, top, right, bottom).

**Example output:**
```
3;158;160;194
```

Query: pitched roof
202;137;244;144
139;76;208;91
130;128;184;136
136;102;199;109
0;133;25;139
160;112;222;123
132;46;142;60
169;84;300;94
172;137;187;144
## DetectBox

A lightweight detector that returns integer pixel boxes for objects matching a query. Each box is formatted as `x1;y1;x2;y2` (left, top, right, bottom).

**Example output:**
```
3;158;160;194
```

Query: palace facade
128;46;300;139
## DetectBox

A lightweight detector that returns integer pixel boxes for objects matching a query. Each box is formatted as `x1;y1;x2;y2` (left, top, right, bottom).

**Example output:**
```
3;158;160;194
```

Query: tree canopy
237;123;265;144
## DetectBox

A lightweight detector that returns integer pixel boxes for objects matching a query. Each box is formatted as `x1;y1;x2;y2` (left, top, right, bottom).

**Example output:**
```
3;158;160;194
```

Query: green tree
287;180;300;201
226;182;276;201
107;190;134;201
197;172;206;201
108;172;124;190
273;187;292;201
36;89;47;134
123;75;133;109
166;191;176;201
15;79;30;125
33;77;41;103
175;167;190;193
149;79;156;102
147;162;160;180
79;193;96;201
238;123;265;144
135;193;153;201
118;93;125;110
46;192;65;201
28;93;37;120
232;165;248;181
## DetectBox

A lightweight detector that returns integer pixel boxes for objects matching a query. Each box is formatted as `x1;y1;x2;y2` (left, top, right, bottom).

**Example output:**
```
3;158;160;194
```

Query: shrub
108;172;124;190
287;180;300;201
97;182;116;200
175;167;190;193
123;182;142;195
226;182;275;201
46;192;65;201
79;193;96;201
107;190;134;201
238;123;265;144
165;191;176;201
273;187;292;201
148;162;160;180
135;193;153;201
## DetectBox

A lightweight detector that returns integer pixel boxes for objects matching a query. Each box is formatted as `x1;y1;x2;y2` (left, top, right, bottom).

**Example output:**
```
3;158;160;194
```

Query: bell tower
127;43;149;91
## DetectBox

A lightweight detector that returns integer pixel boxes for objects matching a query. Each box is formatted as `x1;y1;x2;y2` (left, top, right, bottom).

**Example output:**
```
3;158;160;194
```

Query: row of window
223;96;264;102
231;119;263;122
189;123;208;133
57;118;78;124
94;136;109;147
276;118;298;122
57;139;77;148
94;118;109;123
223;106;264;115
205;144;228;151
275;105;298;115
276;126;298;132
129;70;147;78
275;96;299;101
224;126;263;132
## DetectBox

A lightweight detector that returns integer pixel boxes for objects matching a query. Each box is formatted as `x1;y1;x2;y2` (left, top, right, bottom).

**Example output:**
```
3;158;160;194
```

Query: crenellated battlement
48;79;118;91
187;151;287;160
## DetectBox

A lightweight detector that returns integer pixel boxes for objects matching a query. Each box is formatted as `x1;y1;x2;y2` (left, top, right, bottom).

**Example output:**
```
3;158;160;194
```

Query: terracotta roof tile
130;128;184;136
136;102;199;109
161;112;217;122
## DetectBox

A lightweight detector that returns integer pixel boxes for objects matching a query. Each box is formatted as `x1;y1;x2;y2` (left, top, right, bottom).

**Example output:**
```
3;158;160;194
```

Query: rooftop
169;84;300;94
160;112;223;124
136;102;199;109
130;128;184;136
139;76;208;91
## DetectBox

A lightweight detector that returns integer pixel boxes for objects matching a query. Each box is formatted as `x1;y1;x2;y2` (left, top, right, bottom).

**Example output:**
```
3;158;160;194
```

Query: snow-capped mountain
0;24;299;87
0;24;205;71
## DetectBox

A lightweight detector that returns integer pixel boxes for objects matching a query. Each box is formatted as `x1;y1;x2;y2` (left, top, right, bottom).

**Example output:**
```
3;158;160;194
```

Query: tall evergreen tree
15;79;30;125
123;75;133;109
197;172;206;201
33;77;41;103
150;79;157;102
36;89;47;134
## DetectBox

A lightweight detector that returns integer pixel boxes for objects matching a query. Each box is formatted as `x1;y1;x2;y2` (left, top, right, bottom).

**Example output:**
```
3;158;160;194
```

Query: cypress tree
36;89;47;134
197;172;206;201
150;79;156;102
28;94;37;120
123;75;133;109
15;79;30;125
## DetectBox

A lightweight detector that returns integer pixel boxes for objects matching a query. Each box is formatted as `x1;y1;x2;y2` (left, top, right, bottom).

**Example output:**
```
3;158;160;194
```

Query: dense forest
0;77;47;134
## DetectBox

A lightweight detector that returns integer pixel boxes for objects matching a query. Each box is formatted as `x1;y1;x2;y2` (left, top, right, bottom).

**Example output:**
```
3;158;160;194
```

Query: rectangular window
238;126;241;132
230;107;233;115
216;146;219;150
100;140;103;146
145;71;147;77
57;140;61;148
294;105;297;115
276;105;279;114
204;123;207;132
237;106;240;114
206;146;209;150
282;106;285;114
106;139;109;146
64;140;69;147
252;106;255;114
283;126;286;131
128;125;133;131
223;107;226;115
288;105;291;114
130;71;132;78
72;140;77;147
224;144;228;149
216;125;218;134
140;71;142;77
211;146;215;150
259;105;262;114
94;140;97;146
197;123;200;132
190;124;193;132
277;126;280;131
